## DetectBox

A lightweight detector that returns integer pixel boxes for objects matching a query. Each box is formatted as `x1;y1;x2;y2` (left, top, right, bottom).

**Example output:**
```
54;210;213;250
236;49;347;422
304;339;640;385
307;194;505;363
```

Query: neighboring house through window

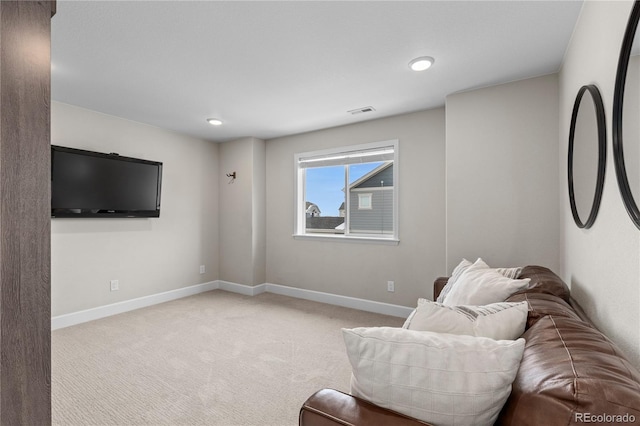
305;202;321;217
294;140;398;242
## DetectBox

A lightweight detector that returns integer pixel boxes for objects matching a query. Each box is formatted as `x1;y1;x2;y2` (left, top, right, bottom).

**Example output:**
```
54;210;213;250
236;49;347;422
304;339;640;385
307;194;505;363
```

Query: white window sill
293;233;399;245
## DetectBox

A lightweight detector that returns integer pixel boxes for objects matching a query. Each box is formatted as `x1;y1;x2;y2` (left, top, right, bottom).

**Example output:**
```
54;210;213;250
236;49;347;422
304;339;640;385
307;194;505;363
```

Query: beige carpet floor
52;290;403;426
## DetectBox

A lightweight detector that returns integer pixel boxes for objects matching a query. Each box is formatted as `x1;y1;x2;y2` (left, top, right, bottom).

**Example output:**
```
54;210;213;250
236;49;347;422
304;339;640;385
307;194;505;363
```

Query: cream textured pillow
443;262;530;306
436;258;523;303
436;258;472;303
403;299;528;340
342;327;525;426
495;266;523;279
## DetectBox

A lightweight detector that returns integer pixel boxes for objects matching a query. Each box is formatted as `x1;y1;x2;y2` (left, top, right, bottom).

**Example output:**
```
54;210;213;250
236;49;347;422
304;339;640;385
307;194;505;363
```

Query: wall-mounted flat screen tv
51;145;163;218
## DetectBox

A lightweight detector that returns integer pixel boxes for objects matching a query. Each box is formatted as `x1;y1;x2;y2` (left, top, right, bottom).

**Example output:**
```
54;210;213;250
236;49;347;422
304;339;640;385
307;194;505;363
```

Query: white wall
559;0;640;368
266;109;446;306
218;137;266;286
51;102;219;316
445;75;560;273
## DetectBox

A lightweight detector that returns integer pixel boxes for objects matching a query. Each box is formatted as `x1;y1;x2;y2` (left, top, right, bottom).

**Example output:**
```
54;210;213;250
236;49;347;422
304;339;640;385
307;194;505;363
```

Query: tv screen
51;145;163;218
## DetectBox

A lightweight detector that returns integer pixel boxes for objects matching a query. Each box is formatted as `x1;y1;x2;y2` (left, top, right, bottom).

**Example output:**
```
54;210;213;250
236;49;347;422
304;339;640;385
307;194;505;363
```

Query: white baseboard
264;283;413;318
51;281;218;330
52;280;412;330
216;281;412;318
217;280;266;296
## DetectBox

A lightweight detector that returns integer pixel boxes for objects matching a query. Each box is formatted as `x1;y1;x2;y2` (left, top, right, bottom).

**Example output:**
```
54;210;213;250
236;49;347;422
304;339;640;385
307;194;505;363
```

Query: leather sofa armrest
433;277;449;300
299;389;432;426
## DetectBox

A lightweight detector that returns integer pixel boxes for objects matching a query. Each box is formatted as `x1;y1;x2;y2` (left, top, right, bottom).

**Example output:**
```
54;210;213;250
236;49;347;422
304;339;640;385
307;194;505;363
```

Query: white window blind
298;146;395;168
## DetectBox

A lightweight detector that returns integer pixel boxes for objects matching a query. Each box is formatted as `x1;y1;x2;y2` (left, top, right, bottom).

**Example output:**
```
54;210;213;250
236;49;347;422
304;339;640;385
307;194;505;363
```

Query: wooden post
0;1;55;424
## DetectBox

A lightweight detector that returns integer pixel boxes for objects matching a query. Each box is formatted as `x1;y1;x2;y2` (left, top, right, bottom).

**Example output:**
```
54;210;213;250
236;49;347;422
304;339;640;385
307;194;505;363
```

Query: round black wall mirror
613;1;640;229
568;85;606;229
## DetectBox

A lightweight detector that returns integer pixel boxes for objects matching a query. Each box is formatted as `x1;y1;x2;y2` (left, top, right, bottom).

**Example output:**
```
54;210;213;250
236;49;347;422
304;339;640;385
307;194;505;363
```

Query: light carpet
52;290;404;425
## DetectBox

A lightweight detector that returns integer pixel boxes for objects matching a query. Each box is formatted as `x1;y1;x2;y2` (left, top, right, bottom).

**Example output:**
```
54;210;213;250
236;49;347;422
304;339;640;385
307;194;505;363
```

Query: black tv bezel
51;145;163;218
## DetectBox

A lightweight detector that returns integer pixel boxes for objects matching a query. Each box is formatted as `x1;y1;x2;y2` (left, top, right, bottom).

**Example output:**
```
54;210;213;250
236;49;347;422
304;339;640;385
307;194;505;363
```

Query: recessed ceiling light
409;56;435;71
207;118;223;126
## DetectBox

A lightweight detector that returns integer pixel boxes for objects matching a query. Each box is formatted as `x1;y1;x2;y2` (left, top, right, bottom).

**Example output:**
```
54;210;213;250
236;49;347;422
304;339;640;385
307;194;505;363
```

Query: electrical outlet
199;265;205;274
387;281;395;292
110;279;119;291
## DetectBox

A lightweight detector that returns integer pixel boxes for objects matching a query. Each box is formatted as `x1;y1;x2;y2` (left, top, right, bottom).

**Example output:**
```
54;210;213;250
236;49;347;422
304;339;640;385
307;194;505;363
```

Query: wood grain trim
0;1;53;424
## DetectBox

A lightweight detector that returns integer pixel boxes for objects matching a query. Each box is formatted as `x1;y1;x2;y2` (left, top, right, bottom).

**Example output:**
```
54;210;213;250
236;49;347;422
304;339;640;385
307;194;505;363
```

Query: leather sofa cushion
514;265;571;302
497;315;640;425
506;292;581;329
433;277;448;300
299;388;432;426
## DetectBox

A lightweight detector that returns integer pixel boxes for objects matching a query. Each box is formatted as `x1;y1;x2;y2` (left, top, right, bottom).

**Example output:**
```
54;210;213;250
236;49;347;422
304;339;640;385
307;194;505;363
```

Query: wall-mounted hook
226;171;236;184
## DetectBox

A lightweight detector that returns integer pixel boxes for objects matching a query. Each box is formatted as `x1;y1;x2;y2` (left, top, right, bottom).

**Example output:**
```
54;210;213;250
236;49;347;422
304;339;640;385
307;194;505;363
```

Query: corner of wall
218;137;267;286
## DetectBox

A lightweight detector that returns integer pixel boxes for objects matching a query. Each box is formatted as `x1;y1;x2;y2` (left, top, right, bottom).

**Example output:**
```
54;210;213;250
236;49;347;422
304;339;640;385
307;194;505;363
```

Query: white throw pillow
436;258;522;303
435;258;473;303
443;262;530;306
342;327;525;426
403;299;528;340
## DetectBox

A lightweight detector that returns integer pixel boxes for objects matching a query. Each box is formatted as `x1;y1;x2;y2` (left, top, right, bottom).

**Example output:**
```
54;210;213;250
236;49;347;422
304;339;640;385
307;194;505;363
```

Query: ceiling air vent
348;106;376;115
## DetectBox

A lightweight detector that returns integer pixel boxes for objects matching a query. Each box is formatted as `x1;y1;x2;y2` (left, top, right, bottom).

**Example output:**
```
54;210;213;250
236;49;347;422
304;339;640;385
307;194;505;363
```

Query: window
294;140;398;242
358;193;372;210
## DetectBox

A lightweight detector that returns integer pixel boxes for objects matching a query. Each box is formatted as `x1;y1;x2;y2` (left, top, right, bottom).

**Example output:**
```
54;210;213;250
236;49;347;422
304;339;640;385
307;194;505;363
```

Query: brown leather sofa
299;266;640;425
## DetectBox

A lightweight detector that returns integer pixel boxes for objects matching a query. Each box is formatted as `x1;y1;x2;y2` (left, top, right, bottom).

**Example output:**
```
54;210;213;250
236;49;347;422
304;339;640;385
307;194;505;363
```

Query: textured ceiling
51;1;583;143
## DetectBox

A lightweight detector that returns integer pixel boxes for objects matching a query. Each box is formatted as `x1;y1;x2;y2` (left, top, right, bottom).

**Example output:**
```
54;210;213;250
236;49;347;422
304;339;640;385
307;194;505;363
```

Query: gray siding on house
354;165;393;188
349;189;393;233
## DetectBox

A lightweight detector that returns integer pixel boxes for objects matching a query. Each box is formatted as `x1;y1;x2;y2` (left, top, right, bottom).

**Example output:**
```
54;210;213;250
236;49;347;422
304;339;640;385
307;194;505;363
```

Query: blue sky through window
305;162;383;216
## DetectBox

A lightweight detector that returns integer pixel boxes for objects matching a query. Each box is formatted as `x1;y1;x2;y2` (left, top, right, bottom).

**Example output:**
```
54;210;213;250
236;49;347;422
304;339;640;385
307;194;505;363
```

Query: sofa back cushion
505;292;581;329
513;265;571;302
497;315;640;425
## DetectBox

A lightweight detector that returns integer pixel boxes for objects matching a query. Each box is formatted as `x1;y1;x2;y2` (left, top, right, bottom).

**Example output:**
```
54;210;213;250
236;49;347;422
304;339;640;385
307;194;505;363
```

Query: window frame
293;139;399;244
